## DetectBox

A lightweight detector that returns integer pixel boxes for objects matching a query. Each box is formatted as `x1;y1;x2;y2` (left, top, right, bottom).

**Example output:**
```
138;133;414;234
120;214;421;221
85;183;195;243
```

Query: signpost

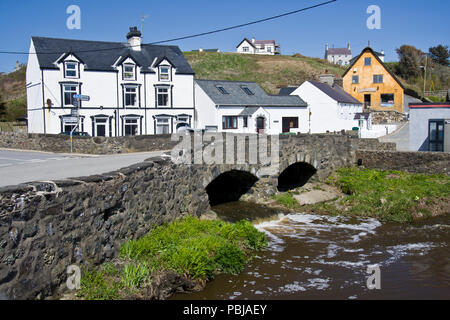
70;94;90;153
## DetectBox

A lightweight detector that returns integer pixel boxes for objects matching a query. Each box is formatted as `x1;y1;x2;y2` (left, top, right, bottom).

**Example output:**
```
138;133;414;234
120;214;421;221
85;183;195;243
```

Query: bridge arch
277;162;317;192
205;170;259;206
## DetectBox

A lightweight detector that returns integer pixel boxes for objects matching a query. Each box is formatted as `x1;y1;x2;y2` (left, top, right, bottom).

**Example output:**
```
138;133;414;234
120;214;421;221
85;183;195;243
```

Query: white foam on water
278;281;307;293
307;278;330;290
383;242;440;266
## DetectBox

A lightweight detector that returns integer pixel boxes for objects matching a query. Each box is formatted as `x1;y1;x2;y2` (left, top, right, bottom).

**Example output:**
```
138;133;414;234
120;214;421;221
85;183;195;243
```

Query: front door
429;120;444;152
282;118;290;133
96;123;106;137
364;94;371;109
256;117;265;133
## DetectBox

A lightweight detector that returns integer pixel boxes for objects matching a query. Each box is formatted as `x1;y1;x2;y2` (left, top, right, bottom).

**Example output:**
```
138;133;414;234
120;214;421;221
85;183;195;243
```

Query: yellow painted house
343;47;405;113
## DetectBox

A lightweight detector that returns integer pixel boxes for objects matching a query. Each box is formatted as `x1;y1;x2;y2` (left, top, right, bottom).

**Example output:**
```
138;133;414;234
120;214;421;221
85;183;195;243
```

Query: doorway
256;116;265;133
364;94;371;109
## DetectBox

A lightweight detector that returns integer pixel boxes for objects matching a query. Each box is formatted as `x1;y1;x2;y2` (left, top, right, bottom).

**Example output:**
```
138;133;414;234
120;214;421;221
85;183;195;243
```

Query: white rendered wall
291;81;362;133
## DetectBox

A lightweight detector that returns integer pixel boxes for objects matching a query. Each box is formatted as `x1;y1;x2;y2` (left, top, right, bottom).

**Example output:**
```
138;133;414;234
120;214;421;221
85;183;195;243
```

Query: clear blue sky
0;0;448;72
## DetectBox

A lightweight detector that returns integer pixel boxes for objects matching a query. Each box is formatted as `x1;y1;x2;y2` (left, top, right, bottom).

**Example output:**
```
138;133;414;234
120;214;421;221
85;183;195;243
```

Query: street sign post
73;94;90;101
69;95;90;153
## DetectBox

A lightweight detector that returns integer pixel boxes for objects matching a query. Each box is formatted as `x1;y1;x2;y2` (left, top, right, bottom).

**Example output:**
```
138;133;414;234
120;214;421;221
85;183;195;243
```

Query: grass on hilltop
184;52;345;94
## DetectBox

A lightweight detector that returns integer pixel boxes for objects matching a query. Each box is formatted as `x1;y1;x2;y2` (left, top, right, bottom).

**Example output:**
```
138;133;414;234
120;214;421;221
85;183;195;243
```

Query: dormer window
123;64;136;80
159;66;171;81
65;62;78;78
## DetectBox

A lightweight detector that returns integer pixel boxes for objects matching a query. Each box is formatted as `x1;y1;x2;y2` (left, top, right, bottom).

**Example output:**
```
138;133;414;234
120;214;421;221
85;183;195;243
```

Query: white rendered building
194;80;307;134
289;80;364;133
26;27;195;136
236;38;280;55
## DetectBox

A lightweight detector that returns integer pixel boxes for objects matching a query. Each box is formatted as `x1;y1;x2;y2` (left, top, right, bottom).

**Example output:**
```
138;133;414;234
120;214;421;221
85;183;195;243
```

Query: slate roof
278;87;297;96
354;112;371;120
196;80;307;107
239;107;260;116
308;81;362;105
326;48;351;56
31;36;195;74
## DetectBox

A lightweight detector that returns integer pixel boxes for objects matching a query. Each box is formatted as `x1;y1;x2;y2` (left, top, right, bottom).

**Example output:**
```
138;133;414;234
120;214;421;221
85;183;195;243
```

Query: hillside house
325;43;352;66
26;27;195;136
342;47;404;113
236;38;280;55
194;80;307;134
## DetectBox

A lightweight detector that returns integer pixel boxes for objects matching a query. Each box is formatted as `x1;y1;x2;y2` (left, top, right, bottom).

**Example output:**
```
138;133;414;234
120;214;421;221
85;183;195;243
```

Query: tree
395;45;424;79
429;45;450;66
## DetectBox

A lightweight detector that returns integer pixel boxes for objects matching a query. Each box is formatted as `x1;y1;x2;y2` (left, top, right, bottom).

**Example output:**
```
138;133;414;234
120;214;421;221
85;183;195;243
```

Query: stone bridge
0;134;409;299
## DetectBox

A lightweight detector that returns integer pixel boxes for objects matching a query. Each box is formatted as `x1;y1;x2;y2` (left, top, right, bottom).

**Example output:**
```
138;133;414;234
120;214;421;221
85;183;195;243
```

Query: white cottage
288;80;363;133
194;80;307;134
26;27;195;136
236;38;280;55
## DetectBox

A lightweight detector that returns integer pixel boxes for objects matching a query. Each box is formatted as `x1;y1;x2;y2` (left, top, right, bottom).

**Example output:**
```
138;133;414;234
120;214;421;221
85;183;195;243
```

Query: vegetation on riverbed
77;216;267;300
274;168;450;223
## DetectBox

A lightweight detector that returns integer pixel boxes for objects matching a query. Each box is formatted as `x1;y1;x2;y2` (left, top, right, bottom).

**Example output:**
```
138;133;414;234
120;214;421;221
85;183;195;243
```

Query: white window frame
156;117;170;134
156;86;170;107
64;61;78;78
124;118;139;136
93;117;108;137
159;65;171;82
124;85;138;107
123;63;136;81
243;46;249;52
63;84;79;107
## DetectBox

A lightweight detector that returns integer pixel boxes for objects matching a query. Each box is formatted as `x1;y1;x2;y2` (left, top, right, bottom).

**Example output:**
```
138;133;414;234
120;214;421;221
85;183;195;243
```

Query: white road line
0;163;13;167
0;157;28;161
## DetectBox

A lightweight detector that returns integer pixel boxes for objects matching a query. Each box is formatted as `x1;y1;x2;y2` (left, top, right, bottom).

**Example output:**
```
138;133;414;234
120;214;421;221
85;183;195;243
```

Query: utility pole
423;54;428;98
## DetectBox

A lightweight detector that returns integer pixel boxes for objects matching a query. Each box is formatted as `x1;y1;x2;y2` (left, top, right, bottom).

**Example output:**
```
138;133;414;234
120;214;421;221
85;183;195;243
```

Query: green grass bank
77;216;267;300
273;168;450;223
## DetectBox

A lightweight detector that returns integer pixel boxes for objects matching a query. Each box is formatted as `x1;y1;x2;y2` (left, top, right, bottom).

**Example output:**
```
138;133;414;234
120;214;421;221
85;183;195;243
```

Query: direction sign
73;94;90;101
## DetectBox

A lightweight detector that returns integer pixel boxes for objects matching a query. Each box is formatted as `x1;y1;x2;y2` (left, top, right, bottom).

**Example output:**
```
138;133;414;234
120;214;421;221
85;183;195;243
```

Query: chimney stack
251;37;255;44
347;42;351;50
319;72;335;86
126;26;142;51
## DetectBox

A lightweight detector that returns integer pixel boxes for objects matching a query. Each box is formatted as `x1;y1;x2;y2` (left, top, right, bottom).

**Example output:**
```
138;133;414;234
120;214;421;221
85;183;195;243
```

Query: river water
172;202;450;300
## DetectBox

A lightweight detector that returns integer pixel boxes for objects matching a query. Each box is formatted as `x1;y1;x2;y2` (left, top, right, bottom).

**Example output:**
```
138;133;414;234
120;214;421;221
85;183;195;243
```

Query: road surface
378;122;410;151
0;149;168;187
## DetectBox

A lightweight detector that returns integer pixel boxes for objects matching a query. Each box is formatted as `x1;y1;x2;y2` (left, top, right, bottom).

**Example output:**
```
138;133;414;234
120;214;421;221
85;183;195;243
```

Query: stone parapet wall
0;157;211;300
0;132;178;154
356;150;450;175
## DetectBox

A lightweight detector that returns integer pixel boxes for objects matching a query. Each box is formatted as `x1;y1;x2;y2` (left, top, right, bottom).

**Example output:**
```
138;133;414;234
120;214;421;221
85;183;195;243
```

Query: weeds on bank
312;168;450;223
78;216;267;300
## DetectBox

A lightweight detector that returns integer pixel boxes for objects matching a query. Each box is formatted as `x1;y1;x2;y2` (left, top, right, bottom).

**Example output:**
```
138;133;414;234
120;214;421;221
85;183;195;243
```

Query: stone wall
356;150;450;175
0;132;178;154
369;110;408;124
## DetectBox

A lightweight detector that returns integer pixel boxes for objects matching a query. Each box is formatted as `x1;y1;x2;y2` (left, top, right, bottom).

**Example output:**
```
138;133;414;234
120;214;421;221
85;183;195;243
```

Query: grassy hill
0;65;27;121
1;51;446;122
184;52;346;94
